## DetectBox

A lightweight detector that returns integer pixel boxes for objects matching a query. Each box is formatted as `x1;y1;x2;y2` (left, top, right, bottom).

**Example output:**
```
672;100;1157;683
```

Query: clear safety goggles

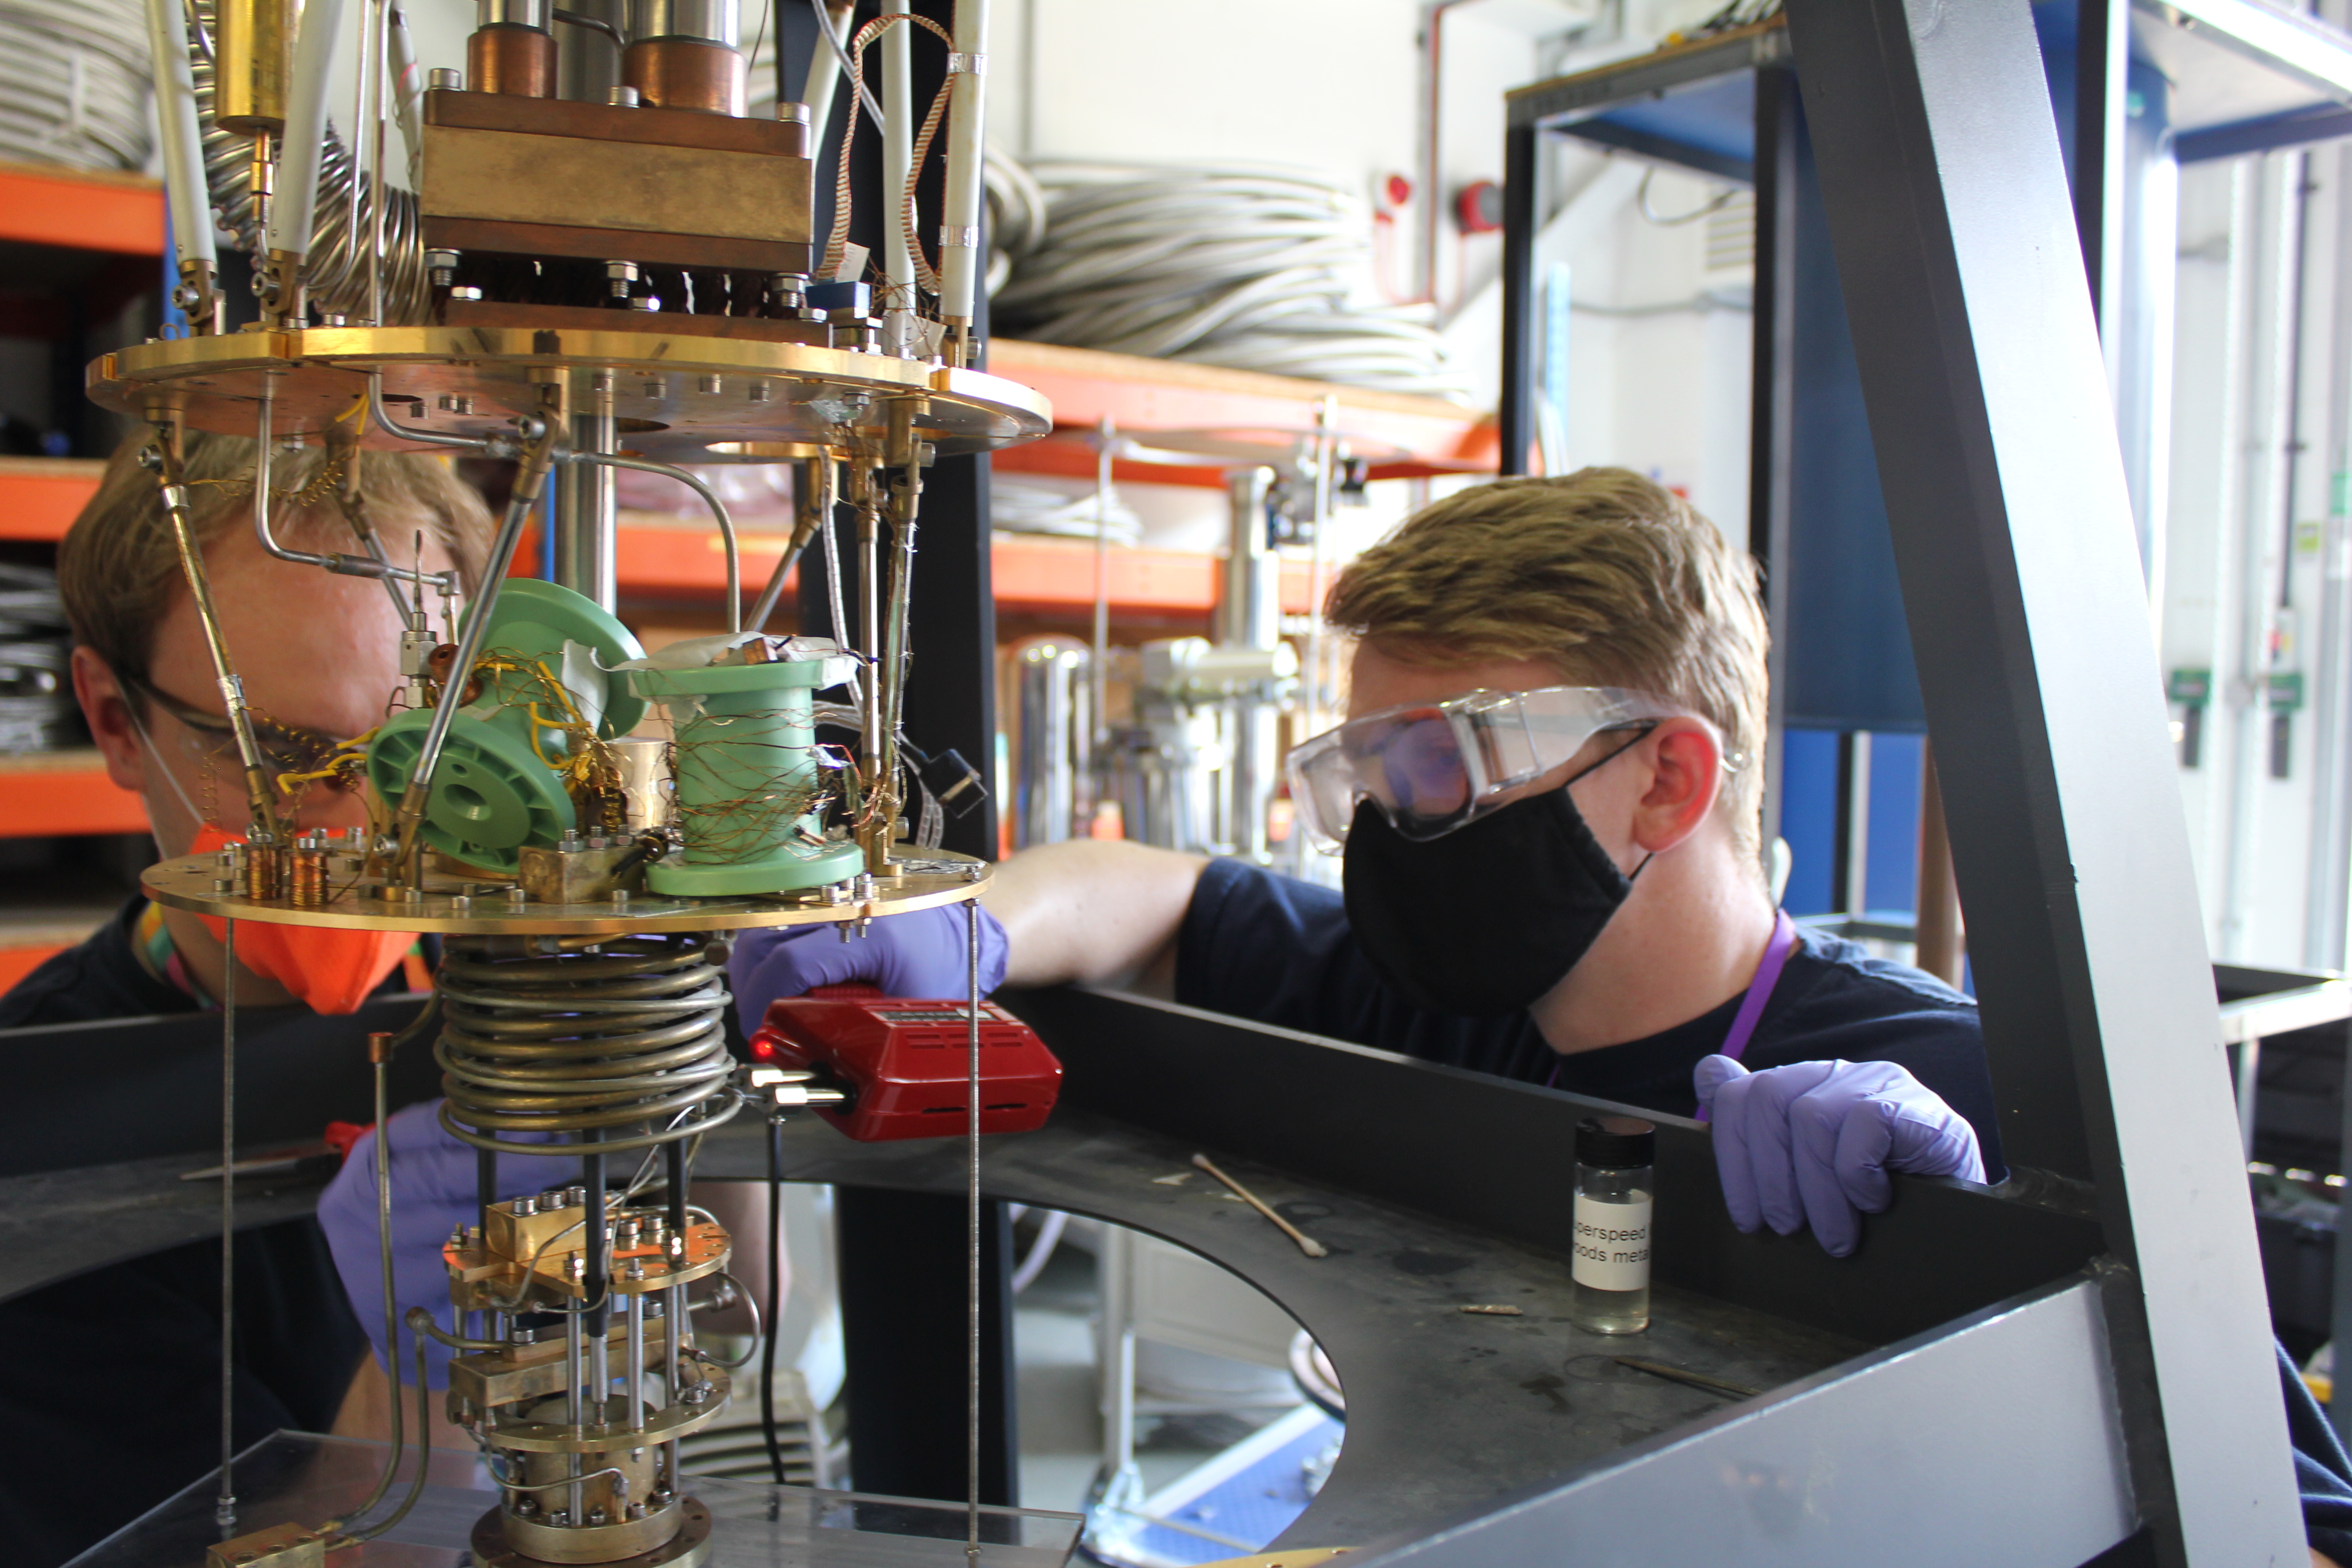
1285;686;1686;851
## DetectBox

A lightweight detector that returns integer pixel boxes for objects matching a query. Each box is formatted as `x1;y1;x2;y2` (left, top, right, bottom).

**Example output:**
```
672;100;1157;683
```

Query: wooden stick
1611;1356;1762;1399
1191;1153;1328;1258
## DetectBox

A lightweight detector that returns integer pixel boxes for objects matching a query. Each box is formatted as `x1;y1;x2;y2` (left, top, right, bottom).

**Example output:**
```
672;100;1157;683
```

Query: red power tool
747;984;1063;1142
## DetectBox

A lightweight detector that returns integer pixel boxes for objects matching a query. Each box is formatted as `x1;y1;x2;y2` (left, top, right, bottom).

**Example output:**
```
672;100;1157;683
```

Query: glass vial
1571;1114;1654;1334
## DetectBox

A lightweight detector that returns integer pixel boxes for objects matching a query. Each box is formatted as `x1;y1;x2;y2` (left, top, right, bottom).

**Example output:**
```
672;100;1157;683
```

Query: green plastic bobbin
368;580;646;877
629;657;863;896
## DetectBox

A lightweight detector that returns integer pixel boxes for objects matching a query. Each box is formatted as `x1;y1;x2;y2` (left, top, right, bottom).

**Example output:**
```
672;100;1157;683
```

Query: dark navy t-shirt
0;898;368;1566
1174;857;2007;1181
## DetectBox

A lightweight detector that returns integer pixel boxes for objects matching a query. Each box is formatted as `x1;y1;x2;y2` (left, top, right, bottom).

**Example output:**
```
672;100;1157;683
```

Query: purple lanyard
1548;909;1798;1096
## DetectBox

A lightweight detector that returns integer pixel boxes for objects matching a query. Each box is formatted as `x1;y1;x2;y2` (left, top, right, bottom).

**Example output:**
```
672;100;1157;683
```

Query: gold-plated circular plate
88;325;1052;462
142;850;990;935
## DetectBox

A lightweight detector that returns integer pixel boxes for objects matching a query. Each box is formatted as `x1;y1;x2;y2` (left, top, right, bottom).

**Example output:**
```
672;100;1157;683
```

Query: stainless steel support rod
153;436;281;838
965;896;982;1563
389;422;561;881
216;918;237;1529
555;412;619;612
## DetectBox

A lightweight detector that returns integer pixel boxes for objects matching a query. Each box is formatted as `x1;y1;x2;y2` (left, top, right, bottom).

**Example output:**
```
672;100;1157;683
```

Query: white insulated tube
937;0;989;341
799;0;850;139
882;0;916;355
267;0;348;264
145;0;216;274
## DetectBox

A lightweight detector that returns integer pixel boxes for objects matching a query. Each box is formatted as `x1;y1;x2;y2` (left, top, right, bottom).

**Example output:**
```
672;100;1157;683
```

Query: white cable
142;0;211;272
995;162;1466;400
0;0;151;171
266;0;345;265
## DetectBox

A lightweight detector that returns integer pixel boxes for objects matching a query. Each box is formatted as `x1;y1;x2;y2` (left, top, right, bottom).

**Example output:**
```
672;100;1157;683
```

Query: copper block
623;37;747;116
467;24;556;98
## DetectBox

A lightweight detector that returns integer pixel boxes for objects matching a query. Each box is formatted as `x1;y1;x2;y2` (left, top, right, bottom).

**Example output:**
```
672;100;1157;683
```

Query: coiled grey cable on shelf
186;0;428;322
994;163;1467;401
0;0;152;170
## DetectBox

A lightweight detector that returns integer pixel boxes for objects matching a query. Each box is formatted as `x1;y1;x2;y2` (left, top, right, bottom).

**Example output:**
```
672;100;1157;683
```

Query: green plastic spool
629;657;863;896
368;580;646;877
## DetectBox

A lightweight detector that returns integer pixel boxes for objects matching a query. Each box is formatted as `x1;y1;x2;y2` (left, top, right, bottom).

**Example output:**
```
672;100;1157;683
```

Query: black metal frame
1493;1;2299;1560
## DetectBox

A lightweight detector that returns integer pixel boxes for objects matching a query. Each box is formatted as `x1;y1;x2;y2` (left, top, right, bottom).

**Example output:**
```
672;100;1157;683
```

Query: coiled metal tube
436;935;740;1155
187;0;427;322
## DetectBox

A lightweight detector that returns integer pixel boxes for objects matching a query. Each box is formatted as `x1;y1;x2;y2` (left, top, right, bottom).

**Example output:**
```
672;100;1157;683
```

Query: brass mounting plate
142;848;991;935
87;326;1053;465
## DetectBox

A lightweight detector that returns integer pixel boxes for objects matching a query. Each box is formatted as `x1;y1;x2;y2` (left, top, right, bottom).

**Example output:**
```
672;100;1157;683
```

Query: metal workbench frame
1490;1;2303;1562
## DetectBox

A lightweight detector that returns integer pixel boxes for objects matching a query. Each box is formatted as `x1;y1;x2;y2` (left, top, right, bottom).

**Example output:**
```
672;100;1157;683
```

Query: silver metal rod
1091;417;1112;761
556;413;618;612
747;456;833;635
965;896;981;1563
216;918;237;1530
251;387;443;588
627;1289;644;1431
154;438;281;836
1303;397;1337;740
666;1281;683;1405
367;0;387;325
567;1308;584;1520
391;423;562;879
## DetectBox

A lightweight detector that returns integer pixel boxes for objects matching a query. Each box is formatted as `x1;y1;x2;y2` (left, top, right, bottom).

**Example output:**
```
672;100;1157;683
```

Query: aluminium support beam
1782;0;2298;1560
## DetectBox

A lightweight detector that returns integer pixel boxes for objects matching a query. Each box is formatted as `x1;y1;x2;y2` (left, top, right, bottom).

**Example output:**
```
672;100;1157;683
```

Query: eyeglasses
1285;685;1689;850
125;676;363;793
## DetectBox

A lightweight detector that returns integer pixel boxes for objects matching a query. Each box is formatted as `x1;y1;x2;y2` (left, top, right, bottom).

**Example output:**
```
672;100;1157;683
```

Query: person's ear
1628;718;1724;854
72;647;147;794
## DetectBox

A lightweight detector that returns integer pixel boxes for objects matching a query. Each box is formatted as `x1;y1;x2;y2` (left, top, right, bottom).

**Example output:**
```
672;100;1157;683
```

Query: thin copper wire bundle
664;711;833;866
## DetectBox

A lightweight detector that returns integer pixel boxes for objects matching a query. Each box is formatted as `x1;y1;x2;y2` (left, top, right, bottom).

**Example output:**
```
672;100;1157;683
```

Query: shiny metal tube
627;1291;645;1430
565;1313;584;1520
563;451;741;631
1010;638;1087;849
627;0;734;44
556;415;618;612
746;456;832;635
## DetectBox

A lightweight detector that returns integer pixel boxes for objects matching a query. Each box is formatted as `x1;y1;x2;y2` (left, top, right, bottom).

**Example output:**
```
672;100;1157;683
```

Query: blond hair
1325;468;1769;858
59;431;494;691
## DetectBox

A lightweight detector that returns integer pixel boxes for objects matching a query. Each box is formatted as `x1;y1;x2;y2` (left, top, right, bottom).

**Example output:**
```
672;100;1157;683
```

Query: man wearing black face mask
731;467;1996;1261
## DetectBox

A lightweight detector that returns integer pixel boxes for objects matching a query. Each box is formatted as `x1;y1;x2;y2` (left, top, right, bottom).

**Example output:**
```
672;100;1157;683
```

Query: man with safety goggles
730;467;1993;1263
0;431;489;1565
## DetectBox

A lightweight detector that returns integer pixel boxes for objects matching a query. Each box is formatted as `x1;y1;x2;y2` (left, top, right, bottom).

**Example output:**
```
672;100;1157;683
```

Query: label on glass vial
1571;1194;1652;1290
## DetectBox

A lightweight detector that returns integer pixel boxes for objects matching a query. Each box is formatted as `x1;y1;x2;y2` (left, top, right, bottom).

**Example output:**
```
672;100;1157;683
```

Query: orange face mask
189;823;417;1014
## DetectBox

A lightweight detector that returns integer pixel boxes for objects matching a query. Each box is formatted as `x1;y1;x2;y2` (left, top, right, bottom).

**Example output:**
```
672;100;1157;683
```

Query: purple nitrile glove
727;903;1009;1036
317;1098;567;1389
1692;1054;1986;1259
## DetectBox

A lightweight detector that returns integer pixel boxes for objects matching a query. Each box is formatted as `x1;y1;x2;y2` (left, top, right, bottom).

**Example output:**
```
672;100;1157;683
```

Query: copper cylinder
242;842;287;901
469;24;558;97
623;38;746;116
289;846;328;906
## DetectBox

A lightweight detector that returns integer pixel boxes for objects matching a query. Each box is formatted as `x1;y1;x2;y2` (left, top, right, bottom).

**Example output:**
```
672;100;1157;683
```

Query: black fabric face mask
1342;784;1637;1017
